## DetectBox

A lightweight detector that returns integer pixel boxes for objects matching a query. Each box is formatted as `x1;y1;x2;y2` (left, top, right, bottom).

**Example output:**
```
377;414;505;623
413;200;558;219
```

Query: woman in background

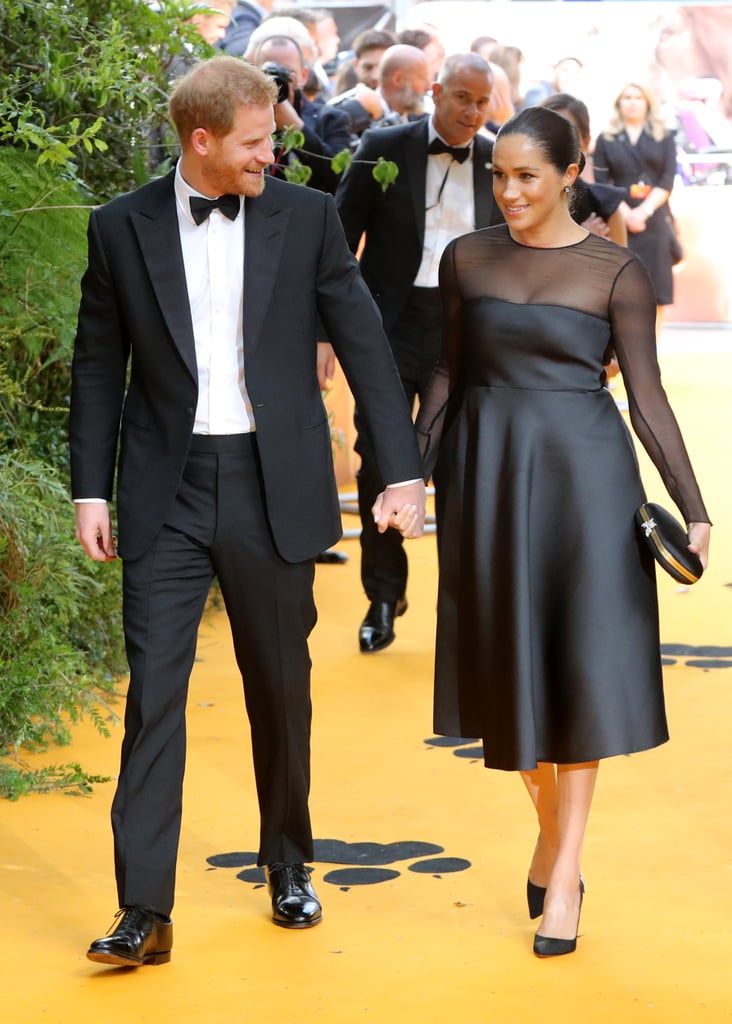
540;93;627;246
592;83;679;331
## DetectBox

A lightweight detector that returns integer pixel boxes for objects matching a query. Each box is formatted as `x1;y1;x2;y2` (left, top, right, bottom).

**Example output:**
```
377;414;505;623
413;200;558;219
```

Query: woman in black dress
592;82;679;329
392;107;711;958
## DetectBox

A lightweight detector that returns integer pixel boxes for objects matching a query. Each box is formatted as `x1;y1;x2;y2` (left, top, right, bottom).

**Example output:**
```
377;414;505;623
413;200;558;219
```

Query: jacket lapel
242;184;291;350
406;119;430;245
131;173;198;382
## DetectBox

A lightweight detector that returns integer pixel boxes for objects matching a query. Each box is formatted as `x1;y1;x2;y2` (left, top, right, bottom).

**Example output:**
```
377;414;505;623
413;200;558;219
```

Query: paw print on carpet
661;643;732;670
207;839;471;889
424;735;484;761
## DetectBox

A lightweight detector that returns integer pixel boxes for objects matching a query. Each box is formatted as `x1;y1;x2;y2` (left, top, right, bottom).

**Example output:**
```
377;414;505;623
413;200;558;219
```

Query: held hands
372;481;427;540
687;522;711;571
75;502;117;562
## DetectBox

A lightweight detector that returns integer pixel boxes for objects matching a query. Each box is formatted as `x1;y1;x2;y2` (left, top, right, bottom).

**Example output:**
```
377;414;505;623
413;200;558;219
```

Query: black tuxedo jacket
335;119;503;335
70;171;421;563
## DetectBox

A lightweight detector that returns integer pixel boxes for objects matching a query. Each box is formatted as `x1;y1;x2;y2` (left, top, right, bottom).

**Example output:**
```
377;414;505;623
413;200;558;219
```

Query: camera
261;62;294;105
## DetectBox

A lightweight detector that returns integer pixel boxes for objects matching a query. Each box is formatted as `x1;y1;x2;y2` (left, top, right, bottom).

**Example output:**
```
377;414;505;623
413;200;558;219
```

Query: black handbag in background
635;503;703;584
666;213;685;265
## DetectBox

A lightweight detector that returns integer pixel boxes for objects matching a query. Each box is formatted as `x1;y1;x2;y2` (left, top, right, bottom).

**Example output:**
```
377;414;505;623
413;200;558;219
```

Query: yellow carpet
2;330;731;1023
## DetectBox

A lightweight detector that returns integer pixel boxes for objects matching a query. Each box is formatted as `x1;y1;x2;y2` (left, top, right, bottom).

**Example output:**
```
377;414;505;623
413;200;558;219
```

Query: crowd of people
71;4;712;972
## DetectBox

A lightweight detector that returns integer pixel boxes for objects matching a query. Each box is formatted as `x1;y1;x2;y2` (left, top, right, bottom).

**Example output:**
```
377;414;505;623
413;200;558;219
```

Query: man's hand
352;83;386;120
75;502;117;561
317;342;336;390
372;481;426;539
273;101;304;133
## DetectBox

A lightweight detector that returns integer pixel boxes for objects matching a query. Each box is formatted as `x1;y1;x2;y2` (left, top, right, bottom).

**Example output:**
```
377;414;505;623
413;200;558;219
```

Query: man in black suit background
250;33;351;194
71;56;425;967
335;53;503;654
217;0;273;56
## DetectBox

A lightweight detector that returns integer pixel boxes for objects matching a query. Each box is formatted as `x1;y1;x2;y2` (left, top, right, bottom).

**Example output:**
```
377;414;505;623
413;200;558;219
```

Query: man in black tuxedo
335;53;503;654
71;56;425;967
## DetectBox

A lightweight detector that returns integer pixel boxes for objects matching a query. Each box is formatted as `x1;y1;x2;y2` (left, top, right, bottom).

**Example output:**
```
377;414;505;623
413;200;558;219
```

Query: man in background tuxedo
329;43;431;142
336;53;503;654
71;56;425;968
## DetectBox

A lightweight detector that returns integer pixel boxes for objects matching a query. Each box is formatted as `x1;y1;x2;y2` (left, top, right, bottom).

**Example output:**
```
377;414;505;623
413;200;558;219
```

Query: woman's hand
687;521;711;570
624;208;648;234
372;484;426;539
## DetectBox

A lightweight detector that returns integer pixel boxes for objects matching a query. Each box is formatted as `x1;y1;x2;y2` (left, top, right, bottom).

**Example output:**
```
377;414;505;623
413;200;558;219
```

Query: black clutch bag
635;502;703;585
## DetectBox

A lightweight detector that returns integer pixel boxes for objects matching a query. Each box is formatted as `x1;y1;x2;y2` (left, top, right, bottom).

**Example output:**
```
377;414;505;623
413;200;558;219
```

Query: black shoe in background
359;597;408;653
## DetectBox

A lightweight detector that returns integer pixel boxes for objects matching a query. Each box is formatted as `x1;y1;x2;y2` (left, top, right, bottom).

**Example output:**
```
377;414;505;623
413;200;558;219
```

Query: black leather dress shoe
359;597;408;653
86;906;173;966
265;863;322;929
314;549;349;564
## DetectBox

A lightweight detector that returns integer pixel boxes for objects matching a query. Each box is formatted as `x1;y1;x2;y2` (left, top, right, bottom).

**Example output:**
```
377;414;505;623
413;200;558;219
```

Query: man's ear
297;63;311;90
191;127;209;156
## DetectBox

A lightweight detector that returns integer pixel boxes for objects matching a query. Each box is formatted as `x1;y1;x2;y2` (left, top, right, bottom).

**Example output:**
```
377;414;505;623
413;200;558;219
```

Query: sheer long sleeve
609;257;710;524
415;238;462;480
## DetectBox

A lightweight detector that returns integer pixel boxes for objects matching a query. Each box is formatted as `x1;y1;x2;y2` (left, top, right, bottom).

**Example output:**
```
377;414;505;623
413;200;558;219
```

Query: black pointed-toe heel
527;879;546;920
533;876;585;958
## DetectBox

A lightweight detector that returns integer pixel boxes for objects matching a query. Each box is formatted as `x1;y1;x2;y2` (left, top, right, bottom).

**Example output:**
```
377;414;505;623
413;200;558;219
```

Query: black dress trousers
113;433;317;916
355;286;443;603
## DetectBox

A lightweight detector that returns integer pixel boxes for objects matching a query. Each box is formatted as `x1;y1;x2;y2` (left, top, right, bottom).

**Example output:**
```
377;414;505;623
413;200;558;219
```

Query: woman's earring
564;185;571;193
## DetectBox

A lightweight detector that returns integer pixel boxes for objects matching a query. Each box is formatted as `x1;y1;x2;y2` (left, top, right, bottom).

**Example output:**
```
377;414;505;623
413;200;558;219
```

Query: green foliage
0;149;90;459
278;125;307;154
0;761;110;800
0;454;125;796
0;0;209;201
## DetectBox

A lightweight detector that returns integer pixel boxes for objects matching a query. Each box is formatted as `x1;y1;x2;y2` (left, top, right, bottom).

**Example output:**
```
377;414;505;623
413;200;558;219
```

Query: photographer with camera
251;33;352;194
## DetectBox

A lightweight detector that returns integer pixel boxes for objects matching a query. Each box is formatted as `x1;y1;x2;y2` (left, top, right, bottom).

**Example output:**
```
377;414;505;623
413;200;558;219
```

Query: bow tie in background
428;138;471;163
189;193;240;225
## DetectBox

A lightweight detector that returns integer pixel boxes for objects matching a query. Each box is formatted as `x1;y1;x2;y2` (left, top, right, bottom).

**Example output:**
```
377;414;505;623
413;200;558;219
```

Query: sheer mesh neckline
505;228;591;251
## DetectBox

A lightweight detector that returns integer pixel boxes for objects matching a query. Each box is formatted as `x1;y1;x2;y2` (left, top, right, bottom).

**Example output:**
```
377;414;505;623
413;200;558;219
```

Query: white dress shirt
414;120;476;289
175;162;254;434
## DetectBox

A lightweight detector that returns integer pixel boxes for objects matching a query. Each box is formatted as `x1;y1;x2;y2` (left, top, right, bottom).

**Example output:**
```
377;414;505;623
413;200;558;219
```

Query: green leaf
283;158;313;187
331;148;352;176
372;157;399;192
277;125;306;154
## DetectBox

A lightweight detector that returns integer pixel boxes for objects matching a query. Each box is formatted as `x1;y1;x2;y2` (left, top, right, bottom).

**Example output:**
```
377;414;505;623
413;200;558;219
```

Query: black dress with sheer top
416;225;709;771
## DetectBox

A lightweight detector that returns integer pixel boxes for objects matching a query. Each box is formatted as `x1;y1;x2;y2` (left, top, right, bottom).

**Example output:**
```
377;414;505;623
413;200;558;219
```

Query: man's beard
396;83;425;115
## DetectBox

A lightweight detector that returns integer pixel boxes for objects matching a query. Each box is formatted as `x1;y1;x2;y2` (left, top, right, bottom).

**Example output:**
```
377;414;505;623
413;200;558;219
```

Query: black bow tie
189;193;240;225
428;137;471;163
